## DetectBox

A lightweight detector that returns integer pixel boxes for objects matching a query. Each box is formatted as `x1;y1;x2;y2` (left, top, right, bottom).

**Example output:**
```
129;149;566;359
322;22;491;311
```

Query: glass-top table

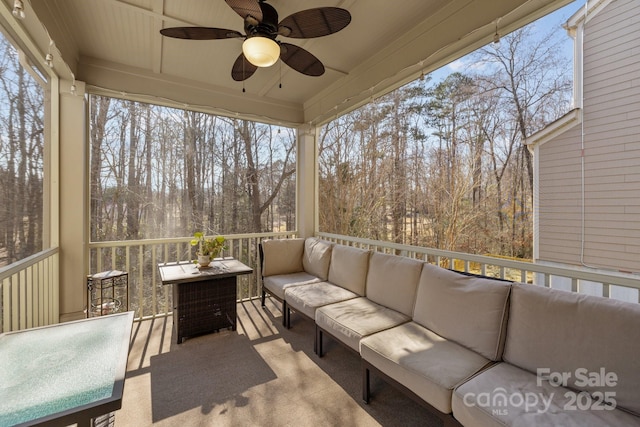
0;311;134;427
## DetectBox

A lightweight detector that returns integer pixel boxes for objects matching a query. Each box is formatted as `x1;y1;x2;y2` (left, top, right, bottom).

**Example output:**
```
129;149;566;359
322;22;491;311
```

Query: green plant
190;232;227;258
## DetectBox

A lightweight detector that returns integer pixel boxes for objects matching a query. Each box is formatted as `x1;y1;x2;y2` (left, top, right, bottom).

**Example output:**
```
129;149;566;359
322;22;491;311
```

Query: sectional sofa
259;237;640;427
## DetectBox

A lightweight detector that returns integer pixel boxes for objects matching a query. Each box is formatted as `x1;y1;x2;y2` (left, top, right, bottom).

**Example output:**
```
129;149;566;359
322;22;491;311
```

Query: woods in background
318;26;571;258
89;97;296;241
0;37;45;266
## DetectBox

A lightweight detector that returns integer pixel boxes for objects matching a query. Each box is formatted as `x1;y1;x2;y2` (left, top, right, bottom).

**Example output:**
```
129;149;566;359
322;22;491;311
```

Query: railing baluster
26;266;32;328
18;271;26;330
41;258;47;324
152;245;157;319
97;247;103;273
3;277;11;332
138;245;144;319
36;260;43;325
165;243;172;316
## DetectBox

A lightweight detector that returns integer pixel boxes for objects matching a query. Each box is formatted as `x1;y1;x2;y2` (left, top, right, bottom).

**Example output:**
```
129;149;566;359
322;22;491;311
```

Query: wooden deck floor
115;298;442;426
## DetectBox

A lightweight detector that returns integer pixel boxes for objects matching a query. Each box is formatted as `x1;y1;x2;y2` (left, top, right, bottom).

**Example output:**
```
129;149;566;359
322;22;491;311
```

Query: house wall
537;0;640;273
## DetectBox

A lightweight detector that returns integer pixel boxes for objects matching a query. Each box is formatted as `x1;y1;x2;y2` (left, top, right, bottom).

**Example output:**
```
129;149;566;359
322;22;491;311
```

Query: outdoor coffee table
158;258;253;344
0;311;134;427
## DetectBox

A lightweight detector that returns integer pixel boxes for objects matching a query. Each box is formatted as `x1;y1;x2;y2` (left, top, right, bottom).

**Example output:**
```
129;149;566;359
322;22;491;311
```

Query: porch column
296;124;318;238
58;79;88;322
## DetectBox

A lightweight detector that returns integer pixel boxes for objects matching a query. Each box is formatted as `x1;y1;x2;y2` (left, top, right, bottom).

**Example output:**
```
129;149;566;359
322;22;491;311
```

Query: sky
437;0;587;80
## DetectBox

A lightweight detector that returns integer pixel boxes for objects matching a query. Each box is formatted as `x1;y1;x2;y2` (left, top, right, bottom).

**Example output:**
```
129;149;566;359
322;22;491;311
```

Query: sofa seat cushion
452;362;640;427
360;322;491;414
262;272;321;300
285;282;359;320
315;297;410;352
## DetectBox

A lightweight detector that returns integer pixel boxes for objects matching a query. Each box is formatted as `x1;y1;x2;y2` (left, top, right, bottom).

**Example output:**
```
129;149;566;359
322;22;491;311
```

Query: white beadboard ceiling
27;0;572;126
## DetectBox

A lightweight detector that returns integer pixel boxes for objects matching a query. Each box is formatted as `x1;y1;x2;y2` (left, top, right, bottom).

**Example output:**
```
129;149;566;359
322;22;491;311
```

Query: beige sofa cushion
361;322;490;414
453;362;640;427
285;282;358;320
504;284;640;416
327;245;370;296
413;264;511;361
261;238;305;277
365;252;423;317
302;238;333;281
315;297;410;352
262;272;321;300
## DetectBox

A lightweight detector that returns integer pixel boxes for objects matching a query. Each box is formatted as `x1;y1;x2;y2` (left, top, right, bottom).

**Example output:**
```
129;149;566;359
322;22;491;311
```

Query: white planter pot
198;255;211;267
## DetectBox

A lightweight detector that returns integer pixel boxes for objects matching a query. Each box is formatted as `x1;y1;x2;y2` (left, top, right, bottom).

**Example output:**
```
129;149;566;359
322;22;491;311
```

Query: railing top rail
0;247;60;280
89;231;298;248
317;232;640;290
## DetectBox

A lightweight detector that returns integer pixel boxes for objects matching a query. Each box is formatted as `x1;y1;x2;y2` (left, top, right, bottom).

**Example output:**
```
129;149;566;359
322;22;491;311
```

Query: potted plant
190;232;227;267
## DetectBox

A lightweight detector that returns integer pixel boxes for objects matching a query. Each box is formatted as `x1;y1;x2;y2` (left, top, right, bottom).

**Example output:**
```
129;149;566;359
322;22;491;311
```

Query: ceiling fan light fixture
242;36;279;68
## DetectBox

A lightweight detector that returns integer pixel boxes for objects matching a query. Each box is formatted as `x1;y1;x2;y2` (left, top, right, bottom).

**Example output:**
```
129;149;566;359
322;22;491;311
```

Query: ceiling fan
160;0;351;82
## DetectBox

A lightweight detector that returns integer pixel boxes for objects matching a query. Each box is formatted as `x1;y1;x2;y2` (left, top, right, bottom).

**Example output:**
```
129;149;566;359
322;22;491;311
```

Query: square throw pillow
261;238;305;276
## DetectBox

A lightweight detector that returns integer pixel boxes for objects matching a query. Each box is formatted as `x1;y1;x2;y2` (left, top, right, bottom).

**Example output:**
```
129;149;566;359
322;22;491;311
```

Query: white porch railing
4;233;639;331
0;248;60;333
318;233;640;303
89;231;297;321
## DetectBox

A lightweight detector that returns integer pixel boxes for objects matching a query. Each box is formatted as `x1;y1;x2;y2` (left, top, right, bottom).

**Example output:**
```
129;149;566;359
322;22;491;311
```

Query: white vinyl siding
537;0;640;273
538;124;583;264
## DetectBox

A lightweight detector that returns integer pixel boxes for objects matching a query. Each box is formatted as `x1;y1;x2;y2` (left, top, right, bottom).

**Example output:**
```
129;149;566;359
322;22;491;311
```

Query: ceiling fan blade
278;7;351;39
225;0;263;22
160;27;243;40
280;43;325;77
231;53;258;81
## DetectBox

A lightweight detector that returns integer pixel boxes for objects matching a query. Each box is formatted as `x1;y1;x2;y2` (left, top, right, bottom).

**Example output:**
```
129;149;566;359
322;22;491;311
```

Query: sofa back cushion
365;252;423;317
328;245;370;296
261;238;305;277
413;264;511;361
302;238;333;281
504;284;640;415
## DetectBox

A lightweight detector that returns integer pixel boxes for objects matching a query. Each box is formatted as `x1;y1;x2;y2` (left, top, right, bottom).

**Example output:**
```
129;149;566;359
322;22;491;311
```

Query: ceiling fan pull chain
279;60;282;89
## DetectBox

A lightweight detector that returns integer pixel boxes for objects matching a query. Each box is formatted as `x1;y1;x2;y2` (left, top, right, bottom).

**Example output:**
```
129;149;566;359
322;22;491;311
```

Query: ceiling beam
78;55;306;126
103;0;196;26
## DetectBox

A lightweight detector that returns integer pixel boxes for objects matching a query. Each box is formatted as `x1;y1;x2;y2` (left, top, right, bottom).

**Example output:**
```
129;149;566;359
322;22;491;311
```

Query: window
88;95;296;241
0;32;46;267
318;6;576;259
